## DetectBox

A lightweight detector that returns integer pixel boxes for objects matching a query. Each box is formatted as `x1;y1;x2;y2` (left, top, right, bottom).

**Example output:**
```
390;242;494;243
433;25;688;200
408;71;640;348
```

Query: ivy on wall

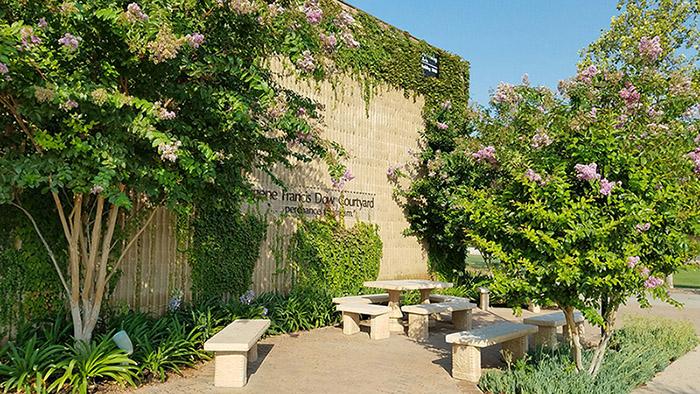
0;198;64;330
290;213;382;297
188;202;267;303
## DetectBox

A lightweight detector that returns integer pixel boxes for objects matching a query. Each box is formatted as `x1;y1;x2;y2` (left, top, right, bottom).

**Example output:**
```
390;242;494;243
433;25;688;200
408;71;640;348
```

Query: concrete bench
446;322;537;382
523;311;585;349
401;302;475;341
332;293;389;304
203;319;270;388
429;294;470;303
336;303;390;340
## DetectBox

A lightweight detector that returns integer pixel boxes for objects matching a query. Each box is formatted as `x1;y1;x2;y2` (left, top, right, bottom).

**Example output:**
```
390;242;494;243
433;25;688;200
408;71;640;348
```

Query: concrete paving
117;290;700;394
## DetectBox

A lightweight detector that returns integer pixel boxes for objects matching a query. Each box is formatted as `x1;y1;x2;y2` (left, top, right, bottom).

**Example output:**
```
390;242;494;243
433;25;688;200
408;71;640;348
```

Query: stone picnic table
363;279;453;332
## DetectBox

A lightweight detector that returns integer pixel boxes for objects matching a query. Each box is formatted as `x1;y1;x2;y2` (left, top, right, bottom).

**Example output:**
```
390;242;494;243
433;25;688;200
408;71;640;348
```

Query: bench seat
445;322;537;382
332;293;389;304
401;302;476;341
203;319;270;388
429;294;470;303
523;311;585;349
336;303;390;340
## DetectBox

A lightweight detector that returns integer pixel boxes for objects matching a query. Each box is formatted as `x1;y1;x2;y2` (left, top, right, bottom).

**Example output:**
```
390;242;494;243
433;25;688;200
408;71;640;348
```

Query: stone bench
203;319;270;387
428;294;470;303
332;293;389;304
446;322;538;382
336;303;390;340
523;311;585;349
401;302;475;341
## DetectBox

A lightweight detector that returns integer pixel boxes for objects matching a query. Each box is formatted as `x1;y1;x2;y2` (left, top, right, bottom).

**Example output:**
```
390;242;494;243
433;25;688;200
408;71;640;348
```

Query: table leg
387;290;404;332
419;289;432;304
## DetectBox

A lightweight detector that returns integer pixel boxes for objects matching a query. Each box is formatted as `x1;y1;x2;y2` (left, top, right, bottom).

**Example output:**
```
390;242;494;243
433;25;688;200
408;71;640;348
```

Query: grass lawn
674;268;700;289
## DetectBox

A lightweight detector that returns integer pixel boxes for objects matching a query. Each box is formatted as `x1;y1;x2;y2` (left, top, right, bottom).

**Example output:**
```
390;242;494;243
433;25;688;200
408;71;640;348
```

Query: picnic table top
363;279;453;291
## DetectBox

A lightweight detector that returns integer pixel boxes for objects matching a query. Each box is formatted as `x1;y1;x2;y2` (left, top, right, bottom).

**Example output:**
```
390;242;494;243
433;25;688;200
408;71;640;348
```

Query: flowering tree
0;0;360;341
401;0;700;375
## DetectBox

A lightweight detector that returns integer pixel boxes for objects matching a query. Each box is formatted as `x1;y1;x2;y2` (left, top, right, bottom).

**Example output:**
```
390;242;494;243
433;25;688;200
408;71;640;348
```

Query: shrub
478;317;699;394
290;214;382;297
0;336;63;393
49;338;138;393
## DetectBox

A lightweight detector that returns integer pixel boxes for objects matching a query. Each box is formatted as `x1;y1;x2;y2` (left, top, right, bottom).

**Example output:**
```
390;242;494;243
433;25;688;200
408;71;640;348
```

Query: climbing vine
289;212;382;297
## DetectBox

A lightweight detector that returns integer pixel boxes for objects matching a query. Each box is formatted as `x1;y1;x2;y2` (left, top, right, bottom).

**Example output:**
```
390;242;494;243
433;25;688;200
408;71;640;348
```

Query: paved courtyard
122;290;700;394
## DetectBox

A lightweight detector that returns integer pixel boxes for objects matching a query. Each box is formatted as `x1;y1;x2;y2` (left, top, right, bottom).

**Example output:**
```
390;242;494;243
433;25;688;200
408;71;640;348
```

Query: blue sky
345;1;620;105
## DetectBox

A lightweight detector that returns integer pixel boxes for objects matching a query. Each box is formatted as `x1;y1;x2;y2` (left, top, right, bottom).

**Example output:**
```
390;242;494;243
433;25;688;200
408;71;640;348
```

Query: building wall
111;65;429;313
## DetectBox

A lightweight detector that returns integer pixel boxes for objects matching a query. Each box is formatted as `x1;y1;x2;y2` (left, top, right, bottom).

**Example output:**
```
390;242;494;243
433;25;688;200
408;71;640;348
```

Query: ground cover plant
478;317;699;394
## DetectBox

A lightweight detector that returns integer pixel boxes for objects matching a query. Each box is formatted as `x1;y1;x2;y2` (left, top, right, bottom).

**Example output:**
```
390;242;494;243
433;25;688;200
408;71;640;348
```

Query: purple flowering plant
399;0;700;376
0;0;349;342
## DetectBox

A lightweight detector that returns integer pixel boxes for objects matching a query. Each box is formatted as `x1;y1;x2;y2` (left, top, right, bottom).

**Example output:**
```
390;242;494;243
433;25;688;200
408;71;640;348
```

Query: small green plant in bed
478;317;698;394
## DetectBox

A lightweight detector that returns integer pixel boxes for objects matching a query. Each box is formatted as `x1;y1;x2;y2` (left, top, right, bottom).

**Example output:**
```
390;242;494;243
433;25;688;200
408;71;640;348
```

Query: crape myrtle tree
0;0;359;341
401;0;700;375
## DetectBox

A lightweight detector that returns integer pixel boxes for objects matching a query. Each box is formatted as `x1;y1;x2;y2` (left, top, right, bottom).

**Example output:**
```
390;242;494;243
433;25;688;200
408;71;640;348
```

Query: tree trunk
563;306;584;372
588;304;617;377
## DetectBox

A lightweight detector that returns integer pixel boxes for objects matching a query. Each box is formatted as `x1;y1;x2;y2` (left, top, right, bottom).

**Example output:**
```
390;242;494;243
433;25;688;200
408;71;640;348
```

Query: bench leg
479;292;490;311
342;312;361;335
534;326;557;349
387;290;404;332
452;310;472;331
451;344;481;382
407;313;429;341
213;351;247;387
502;336;528;360
247;343;258;362
370;313;390;340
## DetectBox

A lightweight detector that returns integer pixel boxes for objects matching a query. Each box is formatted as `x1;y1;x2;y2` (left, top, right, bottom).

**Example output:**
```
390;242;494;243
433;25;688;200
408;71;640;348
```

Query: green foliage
401;0;700;326
0;336;63;393
478;317;699;394
254;287;338;334
0;197;64;331
290;214;382;297
49;338;138;393
189;204;267;303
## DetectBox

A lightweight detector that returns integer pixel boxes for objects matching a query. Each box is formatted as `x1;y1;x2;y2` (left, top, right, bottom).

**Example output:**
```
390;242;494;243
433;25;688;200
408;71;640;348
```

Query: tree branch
10;202;70;295
106;207;158;283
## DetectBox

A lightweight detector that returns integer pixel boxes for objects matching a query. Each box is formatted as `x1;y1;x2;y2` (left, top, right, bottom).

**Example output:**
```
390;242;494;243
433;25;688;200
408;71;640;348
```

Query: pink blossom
0;63;8;74
38;18;48;29
320;33;337;50
297;107;307;116
185;33;205;48
590;107;597;119
574;163;600;181
303;1;323;24
627;256;640;268
578;65;598;83
331;168;355;190
640;267;650;277
387;164;401;179
644;276;664;289
58;33;80;50
60;99;78;111
20;27;41;49
694;134;700;145
340;30;360;48
638;36;662;62
296;50;315;73
343;169;355;182
635;223;651;233
524;169;542;184
492;82;519;105
599;178;619;196
126;3;149;21
531;129;553;149
619;83;641;109
158;140;181;162
436;121;448;130
336;11;355;27
688;147;700;173
441;100;452;110
472;146;497;164
91;185;104;195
